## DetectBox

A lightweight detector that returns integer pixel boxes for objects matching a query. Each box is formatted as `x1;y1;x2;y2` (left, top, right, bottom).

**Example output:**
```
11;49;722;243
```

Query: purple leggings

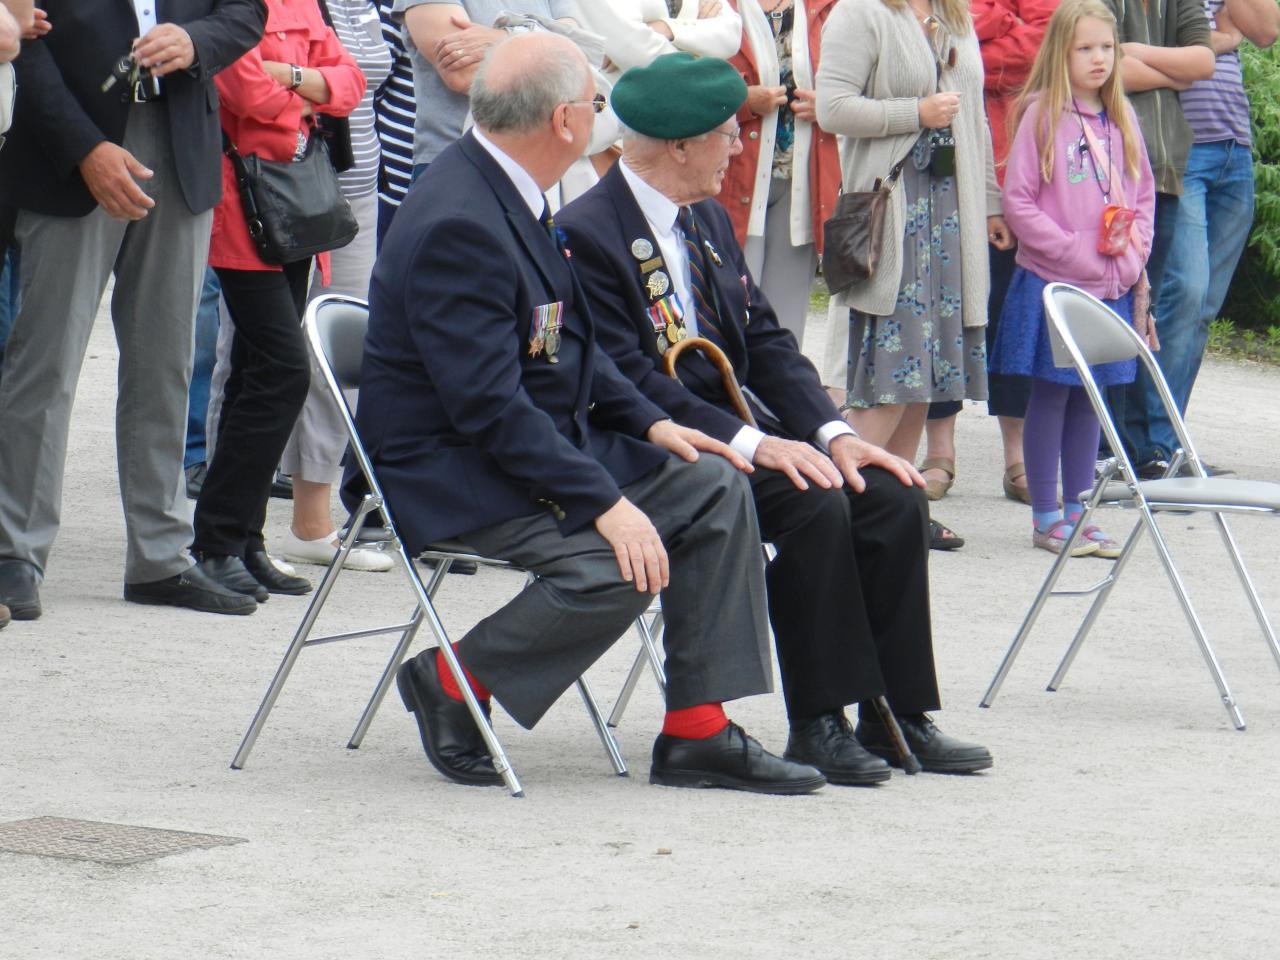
1023;379;1101;514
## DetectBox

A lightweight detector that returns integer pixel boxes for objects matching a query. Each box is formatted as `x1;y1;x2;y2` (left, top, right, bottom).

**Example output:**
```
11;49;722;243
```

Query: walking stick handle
662;337;757;428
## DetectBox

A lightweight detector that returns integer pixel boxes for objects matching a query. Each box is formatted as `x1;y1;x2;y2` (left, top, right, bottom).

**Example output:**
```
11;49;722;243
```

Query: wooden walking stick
664;336;922;774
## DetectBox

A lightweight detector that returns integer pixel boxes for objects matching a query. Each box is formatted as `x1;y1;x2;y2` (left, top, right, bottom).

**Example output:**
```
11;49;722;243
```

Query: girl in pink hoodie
989;0;1154;557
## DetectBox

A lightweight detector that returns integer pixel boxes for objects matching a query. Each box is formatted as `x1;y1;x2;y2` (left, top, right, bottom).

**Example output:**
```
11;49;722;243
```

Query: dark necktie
540;198;558;243
676;206;723;344
666;0;681;16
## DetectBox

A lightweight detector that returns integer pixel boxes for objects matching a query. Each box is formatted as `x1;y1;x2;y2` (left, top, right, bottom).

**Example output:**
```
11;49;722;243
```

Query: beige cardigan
815;0;1001;335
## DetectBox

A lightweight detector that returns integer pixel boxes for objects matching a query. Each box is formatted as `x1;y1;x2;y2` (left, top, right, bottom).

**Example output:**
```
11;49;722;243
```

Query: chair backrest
1041;282;1202;481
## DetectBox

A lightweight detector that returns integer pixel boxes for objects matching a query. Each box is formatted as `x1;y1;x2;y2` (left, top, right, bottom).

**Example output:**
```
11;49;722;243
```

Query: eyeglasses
563;93;608;114
708;124;742;145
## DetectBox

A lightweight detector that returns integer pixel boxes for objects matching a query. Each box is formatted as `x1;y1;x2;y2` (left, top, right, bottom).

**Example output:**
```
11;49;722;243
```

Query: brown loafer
919;456;955;501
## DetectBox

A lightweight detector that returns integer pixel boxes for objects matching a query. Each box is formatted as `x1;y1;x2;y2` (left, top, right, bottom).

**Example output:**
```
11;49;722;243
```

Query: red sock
662;703;729;739
435;647;491;702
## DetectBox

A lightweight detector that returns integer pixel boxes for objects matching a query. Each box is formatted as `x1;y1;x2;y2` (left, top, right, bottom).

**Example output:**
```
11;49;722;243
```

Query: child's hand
987;215;1014;251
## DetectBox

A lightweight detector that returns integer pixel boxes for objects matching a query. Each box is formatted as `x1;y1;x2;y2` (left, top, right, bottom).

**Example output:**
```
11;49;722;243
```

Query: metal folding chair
230;294;627;795
981;282;1280;729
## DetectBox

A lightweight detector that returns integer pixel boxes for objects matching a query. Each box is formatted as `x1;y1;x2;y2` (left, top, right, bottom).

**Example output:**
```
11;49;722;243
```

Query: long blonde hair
1012;0;1142;182
880;0;971;36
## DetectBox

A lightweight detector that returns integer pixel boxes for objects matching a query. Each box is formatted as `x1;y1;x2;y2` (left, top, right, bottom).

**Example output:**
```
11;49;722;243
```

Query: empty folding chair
230;294;628;795
981;282;1280;729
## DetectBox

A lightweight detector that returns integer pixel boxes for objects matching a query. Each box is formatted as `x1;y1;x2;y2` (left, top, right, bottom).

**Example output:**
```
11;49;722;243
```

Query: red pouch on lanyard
1097;204;1136;256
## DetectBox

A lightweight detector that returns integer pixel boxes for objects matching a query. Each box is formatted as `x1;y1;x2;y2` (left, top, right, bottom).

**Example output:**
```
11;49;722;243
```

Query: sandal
1002;463;1032;505
929;518;964;551
1032;519;1099;557
1079;524;1121;559
919;457;955;502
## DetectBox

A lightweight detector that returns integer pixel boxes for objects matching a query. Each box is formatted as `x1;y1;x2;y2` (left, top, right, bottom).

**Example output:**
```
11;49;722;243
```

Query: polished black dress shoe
245;550;312;595
396;650;501;787
194;554;268;603
785;711;892;785
651;722;826;795
857;714;993;774
0;558;41;620
421;557;479;575
125;565;258;615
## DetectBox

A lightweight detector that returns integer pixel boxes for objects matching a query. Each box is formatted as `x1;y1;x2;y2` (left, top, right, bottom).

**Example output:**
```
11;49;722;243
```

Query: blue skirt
988;267;1137;387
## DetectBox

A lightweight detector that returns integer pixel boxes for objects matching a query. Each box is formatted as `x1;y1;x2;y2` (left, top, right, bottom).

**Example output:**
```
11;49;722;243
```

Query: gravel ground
2;295;1279;960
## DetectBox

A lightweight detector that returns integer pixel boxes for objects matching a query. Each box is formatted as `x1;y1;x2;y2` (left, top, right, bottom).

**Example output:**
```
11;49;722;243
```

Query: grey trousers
459;455;773;729
744;177;818;342
0;104;207;583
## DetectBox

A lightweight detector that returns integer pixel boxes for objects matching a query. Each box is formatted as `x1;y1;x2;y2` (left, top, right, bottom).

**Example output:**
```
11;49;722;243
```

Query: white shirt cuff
813;420;857;453
730;424;766;463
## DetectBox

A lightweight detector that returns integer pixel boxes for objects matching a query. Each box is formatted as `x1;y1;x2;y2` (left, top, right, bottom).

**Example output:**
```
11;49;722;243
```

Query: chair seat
420;540;517;568
1095;477;1280;511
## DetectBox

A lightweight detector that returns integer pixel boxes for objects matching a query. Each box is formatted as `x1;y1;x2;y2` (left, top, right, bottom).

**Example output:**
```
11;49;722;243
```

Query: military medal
648;293;685;355
631;238;654;260
646;269;670;299
544;328;561;362
531;301;564;363
666;321;686;344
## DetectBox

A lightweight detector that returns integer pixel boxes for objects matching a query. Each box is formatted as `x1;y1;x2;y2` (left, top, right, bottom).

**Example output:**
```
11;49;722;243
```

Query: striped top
374;0;418;206
329;0;393;198
1179;0;1252;146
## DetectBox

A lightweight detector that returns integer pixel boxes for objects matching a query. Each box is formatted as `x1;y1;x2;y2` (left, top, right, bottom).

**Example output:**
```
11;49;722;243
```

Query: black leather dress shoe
785;711;892;785
396;650;501;787
124;565;258;615
651;722;827;794
245;550;312;595
194;555;268;603
184;462;207;499
0;558;41;620
857;714;993;774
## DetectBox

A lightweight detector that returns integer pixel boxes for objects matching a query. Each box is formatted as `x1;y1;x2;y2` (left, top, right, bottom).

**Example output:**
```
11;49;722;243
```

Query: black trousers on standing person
193;259;312;558
749;464;941;721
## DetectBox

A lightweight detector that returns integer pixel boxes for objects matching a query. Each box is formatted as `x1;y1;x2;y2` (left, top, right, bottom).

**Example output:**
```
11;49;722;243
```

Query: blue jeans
0;248;20;381
185;267;222;469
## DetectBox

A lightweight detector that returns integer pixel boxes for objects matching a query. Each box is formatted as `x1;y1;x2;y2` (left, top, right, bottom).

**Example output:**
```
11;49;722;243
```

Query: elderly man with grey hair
351;31;827;794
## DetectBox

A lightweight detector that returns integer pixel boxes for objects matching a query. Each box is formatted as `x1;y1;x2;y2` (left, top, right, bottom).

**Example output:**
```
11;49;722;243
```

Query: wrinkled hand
594;497;669;594
987;215;1014;251
747;84;787;116
132;23;195;77
753;436;842;491
828;434;923;494
434;16;502;72
698;0;723;16
789;87;817;123
646;419;753;473
79;142;155;221
918;92;960;129
23;8;51;40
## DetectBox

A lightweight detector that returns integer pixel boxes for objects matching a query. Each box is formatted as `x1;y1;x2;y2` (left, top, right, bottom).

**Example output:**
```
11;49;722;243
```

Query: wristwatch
288;64;303;90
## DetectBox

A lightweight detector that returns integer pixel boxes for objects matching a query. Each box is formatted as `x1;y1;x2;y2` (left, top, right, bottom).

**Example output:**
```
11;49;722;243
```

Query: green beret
612;53;748;140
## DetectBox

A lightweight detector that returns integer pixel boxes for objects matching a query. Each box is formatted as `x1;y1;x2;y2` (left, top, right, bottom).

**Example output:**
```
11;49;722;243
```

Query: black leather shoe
124;565;258;615
184;462;207;499
1134;459;1170;480
651;722;826;795
0;558;41;620
270;471;294;500
857;714;993;774
245;550;312;595
194;555;268;603
785;711;892;785
421;557;479;575
396;650;501;787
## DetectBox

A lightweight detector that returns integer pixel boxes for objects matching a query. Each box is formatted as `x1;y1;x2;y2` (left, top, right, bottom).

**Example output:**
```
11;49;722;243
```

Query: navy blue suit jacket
0;0;267;217
559;164;839;447
347;133;670;551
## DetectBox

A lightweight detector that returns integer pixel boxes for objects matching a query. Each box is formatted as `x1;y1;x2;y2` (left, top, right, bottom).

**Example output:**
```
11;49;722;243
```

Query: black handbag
821;154;908;294
223;132;359;265
312;0;355;173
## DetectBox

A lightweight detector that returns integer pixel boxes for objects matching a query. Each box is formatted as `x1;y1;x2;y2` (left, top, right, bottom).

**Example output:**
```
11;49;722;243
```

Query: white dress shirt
473;128;545;220
617;162;856;462
131;0;158;36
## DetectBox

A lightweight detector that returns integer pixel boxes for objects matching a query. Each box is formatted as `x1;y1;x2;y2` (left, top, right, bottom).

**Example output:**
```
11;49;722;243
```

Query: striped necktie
677;206;723;344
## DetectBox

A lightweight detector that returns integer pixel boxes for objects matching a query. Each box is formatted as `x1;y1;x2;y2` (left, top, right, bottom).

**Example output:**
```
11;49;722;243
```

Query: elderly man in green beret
559;53;993;783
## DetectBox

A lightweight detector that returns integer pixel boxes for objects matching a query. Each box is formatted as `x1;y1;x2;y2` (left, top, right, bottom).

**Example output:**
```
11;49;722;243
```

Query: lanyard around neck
1073;101;1114;204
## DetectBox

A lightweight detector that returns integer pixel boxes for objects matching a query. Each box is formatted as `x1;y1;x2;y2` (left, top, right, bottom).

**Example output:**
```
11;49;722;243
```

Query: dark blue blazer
559;164;839;447
0;0;267;217
346;132;669;551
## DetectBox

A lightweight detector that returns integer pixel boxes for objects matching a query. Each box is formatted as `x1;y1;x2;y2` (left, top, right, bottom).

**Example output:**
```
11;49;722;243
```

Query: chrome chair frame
230;295;626;795
980;282;1280;729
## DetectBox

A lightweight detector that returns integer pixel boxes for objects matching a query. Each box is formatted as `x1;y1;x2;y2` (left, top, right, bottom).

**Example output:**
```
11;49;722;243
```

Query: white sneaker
280;529;395;572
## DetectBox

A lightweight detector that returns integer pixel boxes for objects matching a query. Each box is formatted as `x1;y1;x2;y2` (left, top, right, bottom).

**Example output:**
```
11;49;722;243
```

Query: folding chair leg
608;609;666;728
347;604;425;750
1213;513;1280;673
576;676;628;776
608;647;650;729
1046;515;1147;691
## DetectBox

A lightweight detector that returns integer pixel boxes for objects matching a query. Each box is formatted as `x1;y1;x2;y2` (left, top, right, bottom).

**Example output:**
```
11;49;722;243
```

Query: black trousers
193;260;311;557
750;464;941;720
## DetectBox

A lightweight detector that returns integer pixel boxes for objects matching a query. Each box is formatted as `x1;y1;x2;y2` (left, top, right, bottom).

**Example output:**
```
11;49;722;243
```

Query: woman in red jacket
193;0;365;600
716;0;840;344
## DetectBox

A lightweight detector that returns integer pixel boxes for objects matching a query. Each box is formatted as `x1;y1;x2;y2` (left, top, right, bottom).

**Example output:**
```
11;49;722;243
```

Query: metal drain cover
0;817;246;865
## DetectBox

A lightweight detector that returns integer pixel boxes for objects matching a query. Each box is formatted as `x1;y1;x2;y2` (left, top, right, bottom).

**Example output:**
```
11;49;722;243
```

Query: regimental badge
530;301;565;363
631;238;654;260
637;257;663;273
646;269;670;299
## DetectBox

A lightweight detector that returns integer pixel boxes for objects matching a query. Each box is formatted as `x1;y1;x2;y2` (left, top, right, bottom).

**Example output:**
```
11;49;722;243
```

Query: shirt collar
472;127;546;220
619;161;680;238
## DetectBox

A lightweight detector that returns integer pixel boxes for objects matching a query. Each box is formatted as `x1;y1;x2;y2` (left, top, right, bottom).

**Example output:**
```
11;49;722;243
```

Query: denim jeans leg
185;267;221;469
